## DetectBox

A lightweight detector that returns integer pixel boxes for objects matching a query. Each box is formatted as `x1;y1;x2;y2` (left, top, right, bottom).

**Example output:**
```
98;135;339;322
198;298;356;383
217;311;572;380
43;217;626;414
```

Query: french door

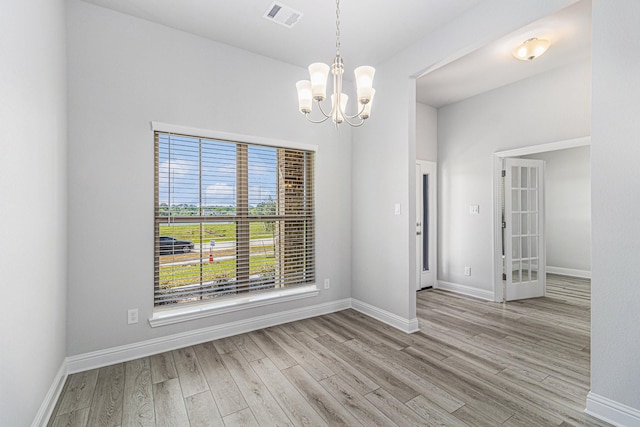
504;158;545;300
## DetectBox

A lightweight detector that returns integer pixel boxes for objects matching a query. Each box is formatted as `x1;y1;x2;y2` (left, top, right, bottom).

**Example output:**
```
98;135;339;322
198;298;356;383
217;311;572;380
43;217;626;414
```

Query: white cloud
205;182;236;206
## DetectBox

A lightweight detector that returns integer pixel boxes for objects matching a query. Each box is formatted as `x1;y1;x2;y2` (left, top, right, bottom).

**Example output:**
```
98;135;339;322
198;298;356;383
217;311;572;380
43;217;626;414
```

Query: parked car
159;236;194;254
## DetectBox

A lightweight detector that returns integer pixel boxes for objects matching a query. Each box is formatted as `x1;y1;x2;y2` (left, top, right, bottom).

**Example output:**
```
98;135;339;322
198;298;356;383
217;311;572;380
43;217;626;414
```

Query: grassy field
159;222;274;244
159;255;275;288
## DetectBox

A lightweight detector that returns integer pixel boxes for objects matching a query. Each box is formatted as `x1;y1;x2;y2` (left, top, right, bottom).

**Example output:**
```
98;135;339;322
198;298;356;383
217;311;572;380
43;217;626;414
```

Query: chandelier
295;0;375;127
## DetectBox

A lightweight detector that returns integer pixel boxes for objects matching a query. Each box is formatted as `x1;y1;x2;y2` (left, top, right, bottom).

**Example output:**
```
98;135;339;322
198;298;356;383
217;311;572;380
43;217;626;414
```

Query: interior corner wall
522;146;591;274
66;1;351;356
590;0;640;415
0;0;68;425
416;103;438;162
436;59;590;293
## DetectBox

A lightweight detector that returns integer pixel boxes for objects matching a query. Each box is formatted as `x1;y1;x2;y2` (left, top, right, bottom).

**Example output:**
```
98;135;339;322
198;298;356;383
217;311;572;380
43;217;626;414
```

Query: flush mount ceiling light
295;0;375;127
513;38;551;61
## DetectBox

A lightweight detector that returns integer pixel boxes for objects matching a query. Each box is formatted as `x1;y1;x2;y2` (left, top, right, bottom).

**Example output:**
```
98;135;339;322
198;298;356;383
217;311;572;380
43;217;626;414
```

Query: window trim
151;122;319;322
149;284;319;327
151;122;319;153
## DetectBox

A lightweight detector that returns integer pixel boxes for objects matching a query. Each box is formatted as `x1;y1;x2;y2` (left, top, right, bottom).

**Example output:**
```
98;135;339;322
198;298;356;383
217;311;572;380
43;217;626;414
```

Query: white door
416;161;437;289
504;158;545;300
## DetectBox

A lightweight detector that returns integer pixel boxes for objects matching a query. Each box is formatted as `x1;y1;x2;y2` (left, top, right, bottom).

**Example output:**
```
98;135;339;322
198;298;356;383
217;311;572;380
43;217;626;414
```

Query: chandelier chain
335;0;341;55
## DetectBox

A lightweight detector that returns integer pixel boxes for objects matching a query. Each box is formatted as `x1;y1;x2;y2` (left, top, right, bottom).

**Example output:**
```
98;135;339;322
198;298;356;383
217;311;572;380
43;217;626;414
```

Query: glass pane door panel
521;236;530;258
512;189;521;211
512;214;521;236
512;237;521;258
521;167;528;188
522;259;530;282
521;190;528;211
530;168;537;188
512;166;520;188
521;214;529;235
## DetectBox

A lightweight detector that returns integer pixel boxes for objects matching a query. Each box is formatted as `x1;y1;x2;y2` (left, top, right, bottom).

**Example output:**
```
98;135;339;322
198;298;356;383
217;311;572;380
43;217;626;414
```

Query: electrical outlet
464;267;471;276
470;205;480;215
128;308;139;325
324;278;330;289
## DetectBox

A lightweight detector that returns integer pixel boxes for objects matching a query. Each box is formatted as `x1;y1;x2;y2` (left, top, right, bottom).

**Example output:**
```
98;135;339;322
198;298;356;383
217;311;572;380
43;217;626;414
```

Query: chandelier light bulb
296;80;312;114
308;63;330;101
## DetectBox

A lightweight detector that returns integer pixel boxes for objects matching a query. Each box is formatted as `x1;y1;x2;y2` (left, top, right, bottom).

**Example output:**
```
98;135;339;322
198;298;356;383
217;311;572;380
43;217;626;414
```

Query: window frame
150;122;318;326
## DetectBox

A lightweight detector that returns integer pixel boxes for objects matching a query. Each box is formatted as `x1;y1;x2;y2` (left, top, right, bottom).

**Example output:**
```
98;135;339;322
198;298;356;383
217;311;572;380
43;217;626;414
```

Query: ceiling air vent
263;2;302;28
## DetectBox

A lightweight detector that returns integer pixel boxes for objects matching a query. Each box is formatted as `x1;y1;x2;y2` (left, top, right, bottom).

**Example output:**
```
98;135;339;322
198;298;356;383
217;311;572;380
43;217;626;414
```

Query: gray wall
66;1;352;356
437;59;591;292
523;146;591;275
590;0;640;412
0;0;68;425
416;103;438;162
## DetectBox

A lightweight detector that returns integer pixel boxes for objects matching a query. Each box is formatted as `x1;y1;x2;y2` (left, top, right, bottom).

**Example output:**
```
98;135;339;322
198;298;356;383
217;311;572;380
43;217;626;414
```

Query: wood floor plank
220;351;292;427
265;326;333;381
405;395;470;427
223;408;259;427
230;333;266;362
345;339;465;413
247;329;296;370
172;346;209;397
316;335;420;404
50;408;90;427
122;357;154;427
281;365;362;426
184;391;224;427
152;378;190;427
55;369;99;416
250;357;328;426
290;331;379;395
363;388;426;426
212;337;238;355
150;352;177;384
193;341;247;417
87;363;125;427
319;374;396;427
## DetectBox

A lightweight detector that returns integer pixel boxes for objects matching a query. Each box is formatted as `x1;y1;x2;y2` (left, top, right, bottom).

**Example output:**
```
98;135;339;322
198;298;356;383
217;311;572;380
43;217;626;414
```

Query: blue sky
158;134;277;207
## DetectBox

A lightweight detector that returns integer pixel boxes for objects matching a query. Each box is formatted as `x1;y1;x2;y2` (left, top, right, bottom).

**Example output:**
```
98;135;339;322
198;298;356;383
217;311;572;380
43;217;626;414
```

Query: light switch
394;203;401;215
470;205;480;215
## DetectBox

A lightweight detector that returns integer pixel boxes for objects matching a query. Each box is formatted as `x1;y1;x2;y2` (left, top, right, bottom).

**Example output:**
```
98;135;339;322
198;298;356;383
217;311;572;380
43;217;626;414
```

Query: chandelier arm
340;115;366;127
304;113;332;124
343;102;368;120
316;99;335;119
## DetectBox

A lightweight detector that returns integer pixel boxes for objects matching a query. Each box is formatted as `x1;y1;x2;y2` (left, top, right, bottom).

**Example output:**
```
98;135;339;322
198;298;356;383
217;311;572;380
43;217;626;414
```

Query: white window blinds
154;132;315;306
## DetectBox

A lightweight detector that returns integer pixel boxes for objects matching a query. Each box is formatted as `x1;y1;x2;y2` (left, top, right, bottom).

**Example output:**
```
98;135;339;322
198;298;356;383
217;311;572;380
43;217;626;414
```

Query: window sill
149;285;319;327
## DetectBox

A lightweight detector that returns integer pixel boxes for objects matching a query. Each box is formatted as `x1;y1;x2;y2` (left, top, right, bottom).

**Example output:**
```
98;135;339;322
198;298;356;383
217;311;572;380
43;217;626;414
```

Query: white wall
436;60;590;292
0;1;67;425
523;146;591;274
351;0;577;327
66;1;351;356
416;103;438;161
589;0;640;416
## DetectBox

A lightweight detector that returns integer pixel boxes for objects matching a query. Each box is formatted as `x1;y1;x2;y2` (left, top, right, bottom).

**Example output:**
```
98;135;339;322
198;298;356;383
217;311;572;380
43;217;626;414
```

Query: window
154;131;315;307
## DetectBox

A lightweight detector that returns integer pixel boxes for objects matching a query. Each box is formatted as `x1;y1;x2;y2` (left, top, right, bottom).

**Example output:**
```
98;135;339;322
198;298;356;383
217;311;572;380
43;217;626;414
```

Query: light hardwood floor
49;274;609;426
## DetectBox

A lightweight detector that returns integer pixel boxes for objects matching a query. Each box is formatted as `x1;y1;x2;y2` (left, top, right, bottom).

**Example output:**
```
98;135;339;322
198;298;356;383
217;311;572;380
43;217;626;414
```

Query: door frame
416;160;437;290
492;136;590;302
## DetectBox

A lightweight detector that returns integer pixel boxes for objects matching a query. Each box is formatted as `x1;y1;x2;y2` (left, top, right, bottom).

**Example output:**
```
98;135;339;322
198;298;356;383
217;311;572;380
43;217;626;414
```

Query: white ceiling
79;0;590;109
79;0;482;75
417;0;591;107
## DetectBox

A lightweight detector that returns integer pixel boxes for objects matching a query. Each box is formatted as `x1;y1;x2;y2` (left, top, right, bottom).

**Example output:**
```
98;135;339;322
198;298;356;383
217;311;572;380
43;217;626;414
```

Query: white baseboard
435;280;494;301
32;360;67;427
67;298;351;374
351;298;419;333
547;266;591;279
586;392;640;427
